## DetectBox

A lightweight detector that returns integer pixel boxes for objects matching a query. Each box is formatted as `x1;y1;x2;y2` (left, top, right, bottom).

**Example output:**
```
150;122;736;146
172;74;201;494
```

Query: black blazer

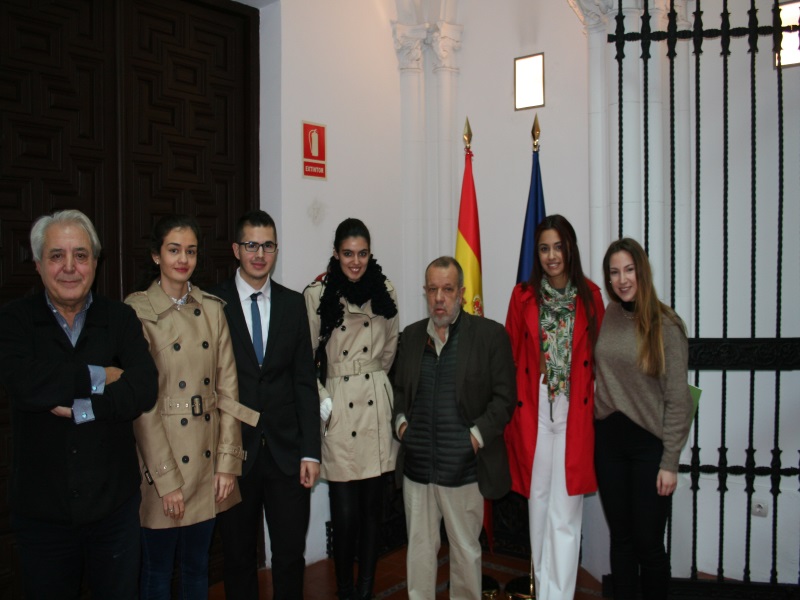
0;293;158;525
392;312;517;499
209;278;320;477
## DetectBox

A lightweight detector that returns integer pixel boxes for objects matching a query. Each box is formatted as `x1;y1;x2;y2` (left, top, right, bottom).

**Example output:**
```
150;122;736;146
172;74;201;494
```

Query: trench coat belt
161;394;259;427
218;396;260;427
326;358;382;378
162;394;216;416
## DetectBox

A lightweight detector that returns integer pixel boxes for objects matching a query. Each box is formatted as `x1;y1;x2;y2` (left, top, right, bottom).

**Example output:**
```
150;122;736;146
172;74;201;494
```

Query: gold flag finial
463;117;472;150
532;114;541;152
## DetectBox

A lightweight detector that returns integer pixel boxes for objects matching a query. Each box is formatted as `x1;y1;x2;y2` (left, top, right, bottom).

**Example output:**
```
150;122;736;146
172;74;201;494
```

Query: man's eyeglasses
237;241;278;254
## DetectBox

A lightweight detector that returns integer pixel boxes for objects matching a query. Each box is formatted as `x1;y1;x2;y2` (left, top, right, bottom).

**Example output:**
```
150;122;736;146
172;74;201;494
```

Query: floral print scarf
539;277;577;414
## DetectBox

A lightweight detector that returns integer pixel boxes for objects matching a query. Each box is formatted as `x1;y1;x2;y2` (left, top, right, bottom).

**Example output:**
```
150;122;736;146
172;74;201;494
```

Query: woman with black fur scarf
304;218;399;600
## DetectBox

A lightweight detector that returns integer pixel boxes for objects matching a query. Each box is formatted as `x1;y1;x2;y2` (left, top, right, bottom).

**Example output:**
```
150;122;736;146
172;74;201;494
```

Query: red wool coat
504;280;605;498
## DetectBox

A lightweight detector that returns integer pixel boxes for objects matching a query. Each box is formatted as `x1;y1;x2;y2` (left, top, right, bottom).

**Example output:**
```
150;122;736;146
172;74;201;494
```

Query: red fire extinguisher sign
303;122;326;180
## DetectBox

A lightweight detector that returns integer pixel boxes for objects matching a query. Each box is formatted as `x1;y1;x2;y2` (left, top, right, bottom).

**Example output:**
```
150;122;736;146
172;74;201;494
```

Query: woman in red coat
505;215;604;600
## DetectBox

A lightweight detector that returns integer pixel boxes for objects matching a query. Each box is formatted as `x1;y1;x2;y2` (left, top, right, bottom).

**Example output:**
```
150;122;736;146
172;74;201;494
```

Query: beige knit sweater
594;301;694;472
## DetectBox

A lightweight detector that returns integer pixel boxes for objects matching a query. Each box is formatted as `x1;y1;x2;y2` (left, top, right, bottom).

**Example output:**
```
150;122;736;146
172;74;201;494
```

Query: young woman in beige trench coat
304;218;399;600
125;215;258;600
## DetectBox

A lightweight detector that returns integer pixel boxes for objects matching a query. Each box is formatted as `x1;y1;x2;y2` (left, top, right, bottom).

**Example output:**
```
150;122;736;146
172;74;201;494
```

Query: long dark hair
135;214;202;291
525;214;599;346
317;218;397;341
603;237;685;377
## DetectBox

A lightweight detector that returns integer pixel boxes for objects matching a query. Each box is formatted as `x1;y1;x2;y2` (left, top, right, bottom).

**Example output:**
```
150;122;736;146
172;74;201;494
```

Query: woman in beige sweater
594;238;695;600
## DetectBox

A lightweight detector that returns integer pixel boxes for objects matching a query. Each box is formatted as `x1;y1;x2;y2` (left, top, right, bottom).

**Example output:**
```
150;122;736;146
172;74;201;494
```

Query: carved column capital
428;20;462;72
568;0;616;30
392;22;429;71
653;0;689;25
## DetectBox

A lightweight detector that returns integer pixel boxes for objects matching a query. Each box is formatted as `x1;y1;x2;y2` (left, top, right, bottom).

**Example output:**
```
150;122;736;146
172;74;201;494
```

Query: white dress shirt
234;269;271;359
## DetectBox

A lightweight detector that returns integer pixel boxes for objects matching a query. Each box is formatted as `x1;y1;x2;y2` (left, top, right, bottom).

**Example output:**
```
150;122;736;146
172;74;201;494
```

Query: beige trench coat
304;280;400;482
126;282;258;528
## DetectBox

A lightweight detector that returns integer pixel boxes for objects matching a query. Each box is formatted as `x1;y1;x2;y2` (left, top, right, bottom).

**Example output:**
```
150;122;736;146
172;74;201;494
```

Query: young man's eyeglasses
237;241;278;254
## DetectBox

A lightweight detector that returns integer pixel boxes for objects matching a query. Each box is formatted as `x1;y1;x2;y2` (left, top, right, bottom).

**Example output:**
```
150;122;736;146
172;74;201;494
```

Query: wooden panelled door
0;0;259;594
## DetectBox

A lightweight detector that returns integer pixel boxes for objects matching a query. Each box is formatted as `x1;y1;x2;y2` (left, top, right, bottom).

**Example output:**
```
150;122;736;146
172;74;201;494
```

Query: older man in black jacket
0;209;158;599
393;256;517;600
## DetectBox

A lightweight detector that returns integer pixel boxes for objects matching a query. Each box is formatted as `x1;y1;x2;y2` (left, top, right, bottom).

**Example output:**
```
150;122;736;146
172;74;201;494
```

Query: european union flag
516;149;546;283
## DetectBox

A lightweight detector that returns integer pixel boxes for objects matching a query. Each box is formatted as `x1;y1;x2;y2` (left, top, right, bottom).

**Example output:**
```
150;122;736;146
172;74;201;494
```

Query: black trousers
328;476;384;598
217;442;310;600
595;412;672;600
12;490;141;600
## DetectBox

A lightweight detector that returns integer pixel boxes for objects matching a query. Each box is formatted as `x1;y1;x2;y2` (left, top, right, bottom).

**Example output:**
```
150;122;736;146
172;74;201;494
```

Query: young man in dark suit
210;210;320;600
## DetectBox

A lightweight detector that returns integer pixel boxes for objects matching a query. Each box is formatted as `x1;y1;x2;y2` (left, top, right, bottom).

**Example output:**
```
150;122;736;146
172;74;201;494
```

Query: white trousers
403;477;483;600
528;382;583;600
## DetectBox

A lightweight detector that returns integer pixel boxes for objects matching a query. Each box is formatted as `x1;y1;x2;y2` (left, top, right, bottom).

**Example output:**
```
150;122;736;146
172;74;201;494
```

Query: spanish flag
455;142;484;316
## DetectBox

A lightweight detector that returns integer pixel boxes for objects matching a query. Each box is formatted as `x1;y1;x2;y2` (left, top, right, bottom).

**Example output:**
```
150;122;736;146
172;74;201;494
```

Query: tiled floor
209;545;604;599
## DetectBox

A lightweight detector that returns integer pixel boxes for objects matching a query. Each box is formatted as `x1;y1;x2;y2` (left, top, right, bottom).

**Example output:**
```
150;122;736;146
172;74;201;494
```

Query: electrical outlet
752;499;769;518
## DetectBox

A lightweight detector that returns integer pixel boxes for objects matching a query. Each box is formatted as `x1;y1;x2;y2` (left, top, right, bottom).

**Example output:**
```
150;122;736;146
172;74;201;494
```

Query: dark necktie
250;292;264;364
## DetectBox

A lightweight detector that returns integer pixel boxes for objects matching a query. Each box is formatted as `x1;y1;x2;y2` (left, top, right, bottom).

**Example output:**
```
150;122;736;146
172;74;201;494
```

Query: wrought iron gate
609;1;799;597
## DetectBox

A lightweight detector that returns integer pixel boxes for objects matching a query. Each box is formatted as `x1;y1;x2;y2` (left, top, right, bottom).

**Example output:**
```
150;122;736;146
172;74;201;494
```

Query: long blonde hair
602;238;685;378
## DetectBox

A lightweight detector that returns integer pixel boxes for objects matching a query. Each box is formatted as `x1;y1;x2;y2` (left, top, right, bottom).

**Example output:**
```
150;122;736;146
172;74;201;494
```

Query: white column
646;1;668;295
429;20;462;258
609;0;644;241
666;0;693;325
393;22;430;322
577;2;614;285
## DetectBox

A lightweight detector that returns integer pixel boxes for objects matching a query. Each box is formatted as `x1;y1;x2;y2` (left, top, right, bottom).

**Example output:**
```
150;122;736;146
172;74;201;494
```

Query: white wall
269;1;404;298
455;0;591;323
251;0;592;327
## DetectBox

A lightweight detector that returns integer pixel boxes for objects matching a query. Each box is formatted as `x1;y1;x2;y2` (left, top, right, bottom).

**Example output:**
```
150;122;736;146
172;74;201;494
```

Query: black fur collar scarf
317;255;398;341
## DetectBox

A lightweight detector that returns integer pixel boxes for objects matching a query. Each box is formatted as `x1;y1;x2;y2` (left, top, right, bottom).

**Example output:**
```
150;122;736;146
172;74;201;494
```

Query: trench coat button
343;350;348;356
344;376;349;382
524;331;528;338
584;360;589;367
349;402;354;408
363;346;368;353
517;401;523;407
525;367;529;374
194;308;201;316
182;456;190;463
363;321;369;327
204;414;211;421
71;447;78;454
351;431;357;437
368;399;374;406
173;343;181;351
179;381;186;389
205;450;211;458
584;397;588;405
203;341;209;349
341;325;347;331
181;418;188;426
204;378;210;385
365;373;370;380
